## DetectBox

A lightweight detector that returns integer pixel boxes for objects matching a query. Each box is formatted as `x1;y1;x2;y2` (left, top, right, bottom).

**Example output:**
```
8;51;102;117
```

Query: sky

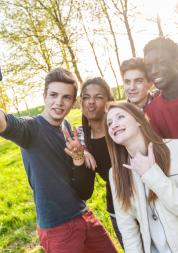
76;0;178;85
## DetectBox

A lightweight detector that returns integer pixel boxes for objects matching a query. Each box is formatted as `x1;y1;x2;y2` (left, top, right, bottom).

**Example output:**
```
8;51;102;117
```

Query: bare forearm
0;110;7;133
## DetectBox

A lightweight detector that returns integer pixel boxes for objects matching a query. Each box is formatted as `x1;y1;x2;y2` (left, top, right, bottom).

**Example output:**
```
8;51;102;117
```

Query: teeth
154;77;162;83
114;130;124;136
54;108;63;113
129;94;137;97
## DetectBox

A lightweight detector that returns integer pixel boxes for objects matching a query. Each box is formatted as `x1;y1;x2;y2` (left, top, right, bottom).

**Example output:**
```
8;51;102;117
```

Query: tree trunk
99;0;121;68
156;14;164;36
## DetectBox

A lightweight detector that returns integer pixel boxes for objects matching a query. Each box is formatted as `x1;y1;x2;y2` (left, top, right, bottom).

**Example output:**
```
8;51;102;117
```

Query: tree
76;0;105;77
98;0;121;68
156;14;164;36
110;0;136;57
0;0;84;102
36;0;83;85
0;68;2;81
0;83;10;112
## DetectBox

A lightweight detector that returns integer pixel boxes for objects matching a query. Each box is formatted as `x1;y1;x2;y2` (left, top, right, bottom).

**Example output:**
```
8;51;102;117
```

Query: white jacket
109;139;178;253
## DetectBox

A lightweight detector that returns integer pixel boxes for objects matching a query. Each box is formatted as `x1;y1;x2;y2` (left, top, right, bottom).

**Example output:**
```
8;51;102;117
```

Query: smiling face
144;48;178;92
43;82;75;126
107;107;141;146
81;84;109;121
123;69;152;108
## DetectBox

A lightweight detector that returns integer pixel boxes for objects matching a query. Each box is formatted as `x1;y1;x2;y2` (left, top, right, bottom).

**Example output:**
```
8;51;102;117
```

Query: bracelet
72;146;84;160
72;154;84;161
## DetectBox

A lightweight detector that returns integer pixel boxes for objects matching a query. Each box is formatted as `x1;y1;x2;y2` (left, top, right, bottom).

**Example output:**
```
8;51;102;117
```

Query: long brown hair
105;101;170;210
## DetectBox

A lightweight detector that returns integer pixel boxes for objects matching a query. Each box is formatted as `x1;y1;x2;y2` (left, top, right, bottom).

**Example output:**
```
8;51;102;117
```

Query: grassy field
0;107;123;253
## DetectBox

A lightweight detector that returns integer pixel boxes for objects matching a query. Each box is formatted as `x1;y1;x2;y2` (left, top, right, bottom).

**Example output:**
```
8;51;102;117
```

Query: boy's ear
148;81;153;89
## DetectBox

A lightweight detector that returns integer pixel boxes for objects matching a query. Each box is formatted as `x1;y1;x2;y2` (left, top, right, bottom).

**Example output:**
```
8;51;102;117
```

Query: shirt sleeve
72;164;95;200
63;122;95;200
142;163;178;216
0;114;38;148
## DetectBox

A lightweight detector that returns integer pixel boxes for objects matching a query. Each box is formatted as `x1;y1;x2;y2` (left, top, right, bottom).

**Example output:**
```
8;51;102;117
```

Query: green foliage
0;84;10;112
111;85;126;101
0;138;37;253
0;107;123;252
16;106;44;117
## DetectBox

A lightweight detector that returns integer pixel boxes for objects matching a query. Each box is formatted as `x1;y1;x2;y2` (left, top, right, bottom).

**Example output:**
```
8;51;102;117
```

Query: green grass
0;106;123;253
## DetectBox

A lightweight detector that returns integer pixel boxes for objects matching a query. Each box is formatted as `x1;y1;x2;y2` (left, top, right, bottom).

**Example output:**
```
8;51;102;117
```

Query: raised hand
63;127;85;166
123;143;155;177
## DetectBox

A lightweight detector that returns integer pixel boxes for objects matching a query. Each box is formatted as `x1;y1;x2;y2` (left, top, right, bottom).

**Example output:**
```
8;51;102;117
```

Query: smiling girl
105;101;178;253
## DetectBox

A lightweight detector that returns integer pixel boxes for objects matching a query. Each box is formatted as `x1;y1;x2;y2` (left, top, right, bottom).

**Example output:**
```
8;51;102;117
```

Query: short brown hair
44;67;78;99
120;57;149;80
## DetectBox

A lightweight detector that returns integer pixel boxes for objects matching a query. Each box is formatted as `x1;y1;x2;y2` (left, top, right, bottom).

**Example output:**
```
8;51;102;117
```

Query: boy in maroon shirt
144;37;178;138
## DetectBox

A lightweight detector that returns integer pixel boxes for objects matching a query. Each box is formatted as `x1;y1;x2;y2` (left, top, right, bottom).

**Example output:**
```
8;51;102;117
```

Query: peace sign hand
123;143;155;177
63;127;85;166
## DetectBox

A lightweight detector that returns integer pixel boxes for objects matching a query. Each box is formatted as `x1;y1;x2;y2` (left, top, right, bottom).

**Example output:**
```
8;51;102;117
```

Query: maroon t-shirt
144;95;178;138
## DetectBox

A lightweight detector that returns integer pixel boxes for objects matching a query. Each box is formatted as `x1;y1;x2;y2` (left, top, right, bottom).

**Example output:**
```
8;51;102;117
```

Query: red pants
37;210;118;253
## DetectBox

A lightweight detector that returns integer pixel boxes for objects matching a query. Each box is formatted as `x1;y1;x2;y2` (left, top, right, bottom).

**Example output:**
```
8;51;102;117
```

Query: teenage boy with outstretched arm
0;67;117;253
